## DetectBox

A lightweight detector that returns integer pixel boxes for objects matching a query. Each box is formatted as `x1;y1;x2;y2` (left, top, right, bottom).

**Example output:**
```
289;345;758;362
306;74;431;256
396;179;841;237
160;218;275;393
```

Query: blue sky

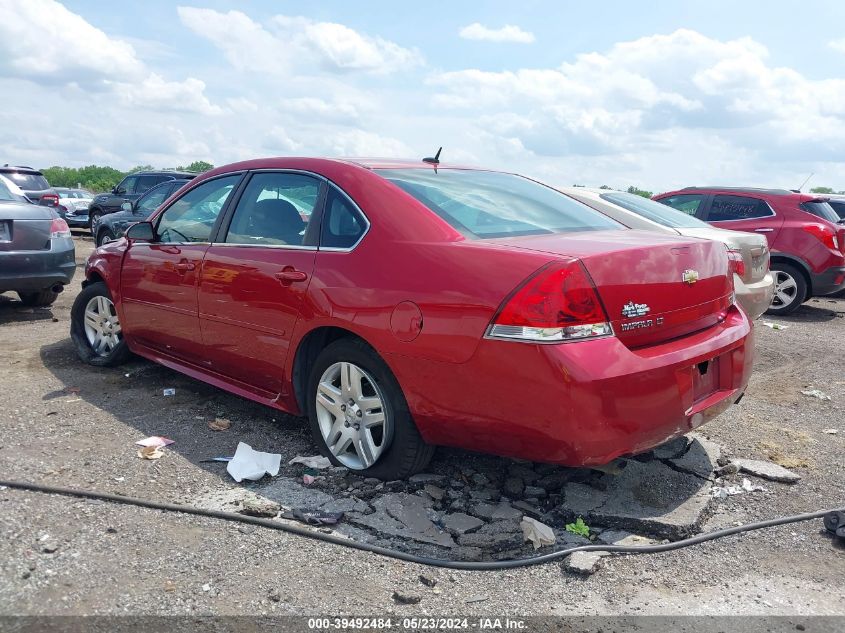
3;0;845;192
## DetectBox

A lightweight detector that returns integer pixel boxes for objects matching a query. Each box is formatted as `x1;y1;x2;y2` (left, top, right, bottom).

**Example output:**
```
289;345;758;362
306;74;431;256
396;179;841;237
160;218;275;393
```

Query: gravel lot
0;234;843;617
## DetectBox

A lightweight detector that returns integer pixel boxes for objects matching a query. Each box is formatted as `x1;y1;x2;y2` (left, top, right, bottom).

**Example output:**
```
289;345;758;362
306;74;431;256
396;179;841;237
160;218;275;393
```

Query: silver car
558;188;775;320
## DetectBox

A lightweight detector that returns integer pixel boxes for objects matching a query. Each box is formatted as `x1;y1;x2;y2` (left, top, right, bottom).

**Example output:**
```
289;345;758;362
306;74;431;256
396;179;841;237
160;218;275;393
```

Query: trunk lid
0;202;55;252
680;227;770;284
488;229;733;347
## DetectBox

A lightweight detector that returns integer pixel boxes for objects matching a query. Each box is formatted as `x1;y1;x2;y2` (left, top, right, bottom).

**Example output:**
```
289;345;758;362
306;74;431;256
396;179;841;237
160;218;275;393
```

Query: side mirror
125;222;155;242
114;186;126;195
121;201;133;212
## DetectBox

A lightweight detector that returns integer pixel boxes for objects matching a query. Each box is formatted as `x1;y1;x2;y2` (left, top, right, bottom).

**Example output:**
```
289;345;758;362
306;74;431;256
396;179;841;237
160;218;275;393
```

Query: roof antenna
795;172;814;193
423;147;442;166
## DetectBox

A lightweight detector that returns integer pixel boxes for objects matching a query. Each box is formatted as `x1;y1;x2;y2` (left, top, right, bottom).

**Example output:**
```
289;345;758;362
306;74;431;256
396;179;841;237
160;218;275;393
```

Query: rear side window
800;201;840;223
377;169;621;239
225;172;321;246
658;194;705;216
0;179;14;201
136;175;163;194
4;172;49;191
707;195;773;221
601;192;710;228
321;186;367;248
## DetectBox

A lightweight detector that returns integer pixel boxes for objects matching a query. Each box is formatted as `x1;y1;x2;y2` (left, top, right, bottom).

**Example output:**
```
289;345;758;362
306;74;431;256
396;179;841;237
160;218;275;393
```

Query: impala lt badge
621;301;650;318
682;269;700;285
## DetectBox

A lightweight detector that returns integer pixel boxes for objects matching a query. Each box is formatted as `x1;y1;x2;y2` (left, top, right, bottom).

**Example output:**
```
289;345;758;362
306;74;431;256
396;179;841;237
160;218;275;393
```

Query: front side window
156;174;241;243
658;194;705;216
707;195;772;221
118;176;138;195
600;192;710;229
320;186;367;248
225;172;321;246
136;184;172;215
377;169;621;239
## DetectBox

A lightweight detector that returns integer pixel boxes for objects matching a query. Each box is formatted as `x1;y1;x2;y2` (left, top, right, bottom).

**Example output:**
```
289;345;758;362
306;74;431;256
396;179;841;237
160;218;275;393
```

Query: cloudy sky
2;0;845;192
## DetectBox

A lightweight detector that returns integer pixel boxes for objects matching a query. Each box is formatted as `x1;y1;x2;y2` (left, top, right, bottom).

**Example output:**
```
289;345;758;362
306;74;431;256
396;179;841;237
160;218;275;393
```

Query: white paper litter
521;517;556;550
288;455;332;469
163;388;176;396
712;477;766;499
762;322;788;330
226;442;281;483
801;389;831;401
823;428;839;434
135;436;175;448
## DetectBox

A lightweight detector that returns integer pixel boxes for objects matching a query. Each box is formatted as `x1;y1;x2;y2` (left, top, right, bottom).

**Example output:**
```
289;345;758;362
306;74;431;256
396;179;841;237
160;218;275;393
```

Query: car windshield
377;169;621;239
600;192;711;229
4;172;49;191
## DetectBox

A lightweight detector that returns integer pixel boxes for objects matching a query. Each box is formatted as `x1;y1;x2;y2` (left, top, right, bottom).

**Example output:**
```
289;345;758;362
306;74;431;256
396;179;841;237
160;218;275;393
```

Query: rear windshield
3;172;49;191
600;192;711;229
800;201;840;223
376;169;622;239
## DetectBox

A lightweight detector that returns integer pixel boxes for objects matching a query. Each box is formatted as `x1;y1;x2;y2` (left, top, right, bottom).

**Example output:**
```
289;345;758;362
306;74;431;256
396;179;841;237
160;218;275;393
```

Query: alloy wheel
315;361;391;470
771;270;798;309
83;295;122;356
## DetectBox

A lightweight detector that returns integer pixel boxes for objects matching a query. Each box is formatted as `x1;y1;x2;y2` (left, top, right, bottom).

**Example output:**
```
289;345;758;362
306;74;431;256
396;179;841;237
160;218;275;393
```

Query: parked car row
654;187;845;314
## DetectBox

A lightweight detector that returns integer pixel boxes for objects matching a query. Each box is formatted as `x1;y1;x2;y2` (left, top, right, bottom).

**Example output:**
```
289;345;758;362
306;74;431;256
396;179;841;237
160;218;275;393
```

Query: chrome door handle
274;269;308;283
754;228;774;233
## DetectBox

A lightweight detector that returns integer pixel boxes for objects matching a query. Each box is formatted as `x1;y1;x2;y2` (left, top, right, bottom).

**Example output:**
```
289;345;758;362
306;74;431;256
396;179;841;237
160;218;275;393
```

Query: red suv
654;187;845;315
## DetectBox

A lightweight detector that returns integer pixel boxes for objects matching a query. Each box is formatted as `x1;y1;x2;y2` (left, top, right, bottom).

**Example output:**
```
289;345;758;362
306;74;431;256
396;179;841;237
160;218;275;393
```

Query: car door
703;194;784;245
110;175;138;210
197;171;324;396
119;174;243;364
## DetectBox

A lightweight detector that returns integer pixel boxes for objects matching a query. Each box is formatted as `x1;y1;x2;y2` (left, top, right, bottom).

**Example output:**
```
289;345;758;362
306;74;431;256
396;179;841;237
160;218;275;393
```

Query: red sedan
71;158;753;479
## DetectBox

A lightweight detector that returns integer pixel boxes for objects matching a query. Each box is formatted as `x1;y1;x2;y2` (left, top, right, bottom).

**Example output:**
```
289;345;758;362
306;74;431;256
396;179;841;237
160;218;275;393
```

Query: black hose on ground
1;479;840;571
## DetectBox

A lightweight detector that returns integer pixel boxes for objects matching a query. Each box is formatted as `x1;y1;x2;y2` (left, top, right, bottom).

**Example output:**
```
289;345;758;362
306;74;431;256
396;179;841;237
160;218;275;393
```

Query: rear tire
88;208;102;232
18;289;59;307
96;228;115;247
306;338;434;480
70;281;130;367
766;263;807;316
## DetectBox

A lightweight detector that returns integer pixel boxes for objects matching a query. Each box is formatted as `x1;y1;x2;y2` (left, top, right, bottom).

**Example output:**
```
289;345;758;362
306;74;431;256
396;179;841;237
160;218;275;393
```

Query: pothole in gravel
191;433;730;562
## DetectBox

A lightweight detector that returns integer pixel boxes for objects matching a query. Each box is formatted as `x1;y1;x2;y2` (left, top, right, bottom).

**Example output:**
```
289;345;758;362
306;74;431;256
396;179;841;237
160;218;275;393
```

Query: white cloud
178;7;422;75
458;23;535;44
111;74;222;116
429;28;845;171
829;39;845;53
0;0;144;85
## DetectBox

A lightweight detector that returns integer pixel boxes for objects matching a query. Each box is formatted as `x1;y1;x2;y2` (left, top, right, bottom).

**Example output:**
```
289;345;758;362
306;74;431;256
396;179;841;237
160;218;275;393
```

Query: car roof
131;170;198;177
0;165;42;175
657;186;830;203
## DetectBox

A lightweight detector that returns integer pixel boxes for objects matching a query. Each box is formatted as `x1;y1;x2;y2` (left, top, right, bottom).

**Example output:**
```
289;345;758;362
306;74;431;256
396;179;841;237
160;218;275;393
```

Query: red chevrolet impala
71;158;753;479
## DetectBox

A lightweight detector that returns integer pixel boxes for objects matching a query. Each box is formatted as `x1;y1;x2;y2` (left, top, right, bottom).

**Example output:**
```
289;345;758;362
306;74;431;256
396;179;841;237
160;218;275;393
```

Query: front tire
306;338;434;480
70;282;130;366
96;228;115;247
766;263;807;316
18;289;59;307
88;208;102;232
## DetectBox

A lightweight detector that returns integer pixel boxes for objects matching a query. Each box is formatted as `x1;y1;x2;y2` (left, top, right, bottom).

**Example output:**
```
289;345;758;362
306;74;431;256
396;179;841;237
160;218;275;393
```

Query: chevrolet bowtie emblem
682;269;699;285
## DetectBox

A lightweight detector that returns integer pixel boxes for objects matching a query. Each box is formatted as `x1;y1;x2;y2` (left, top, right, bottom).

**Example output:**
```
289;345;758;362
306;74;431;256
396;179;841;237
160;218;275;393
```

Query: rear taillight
50;217;71;239
41;193;59;207
727;250;746;278
802;223;839;250
488;259;613;342
58;204;68;212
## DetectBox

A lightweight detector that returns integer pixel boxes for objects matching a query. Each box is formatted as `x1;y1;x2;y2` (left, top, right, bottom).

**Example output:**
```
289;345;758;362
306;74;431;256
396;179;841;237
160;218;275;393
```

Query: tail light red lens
41;193;59;207
727;250;745;278
802;223;839;250
489;259;612;342
50;217;71;239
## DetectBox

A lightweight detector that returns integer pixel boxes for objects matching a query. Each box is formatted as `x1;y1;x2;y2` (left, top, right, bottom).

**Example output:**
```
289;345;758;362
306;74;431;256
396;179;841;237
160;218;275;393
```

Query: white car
558;187;775;320
55;187;93;228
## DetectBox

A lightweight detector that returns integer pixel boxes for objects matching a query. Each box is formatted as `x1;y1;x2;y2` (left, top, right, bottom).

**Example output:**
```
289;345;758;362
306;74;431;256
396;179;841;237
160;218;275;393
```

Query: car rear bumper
811;266;845;296
64;214;90;228
388;305;753;466
735;271;774;320
0;239;76;292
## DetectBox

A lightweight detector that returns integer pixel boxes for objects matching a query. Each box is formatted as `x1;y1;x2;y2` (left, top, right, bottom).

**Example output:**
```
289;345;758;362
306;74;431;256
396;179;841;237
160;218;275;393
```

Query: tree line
40;161;214;193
